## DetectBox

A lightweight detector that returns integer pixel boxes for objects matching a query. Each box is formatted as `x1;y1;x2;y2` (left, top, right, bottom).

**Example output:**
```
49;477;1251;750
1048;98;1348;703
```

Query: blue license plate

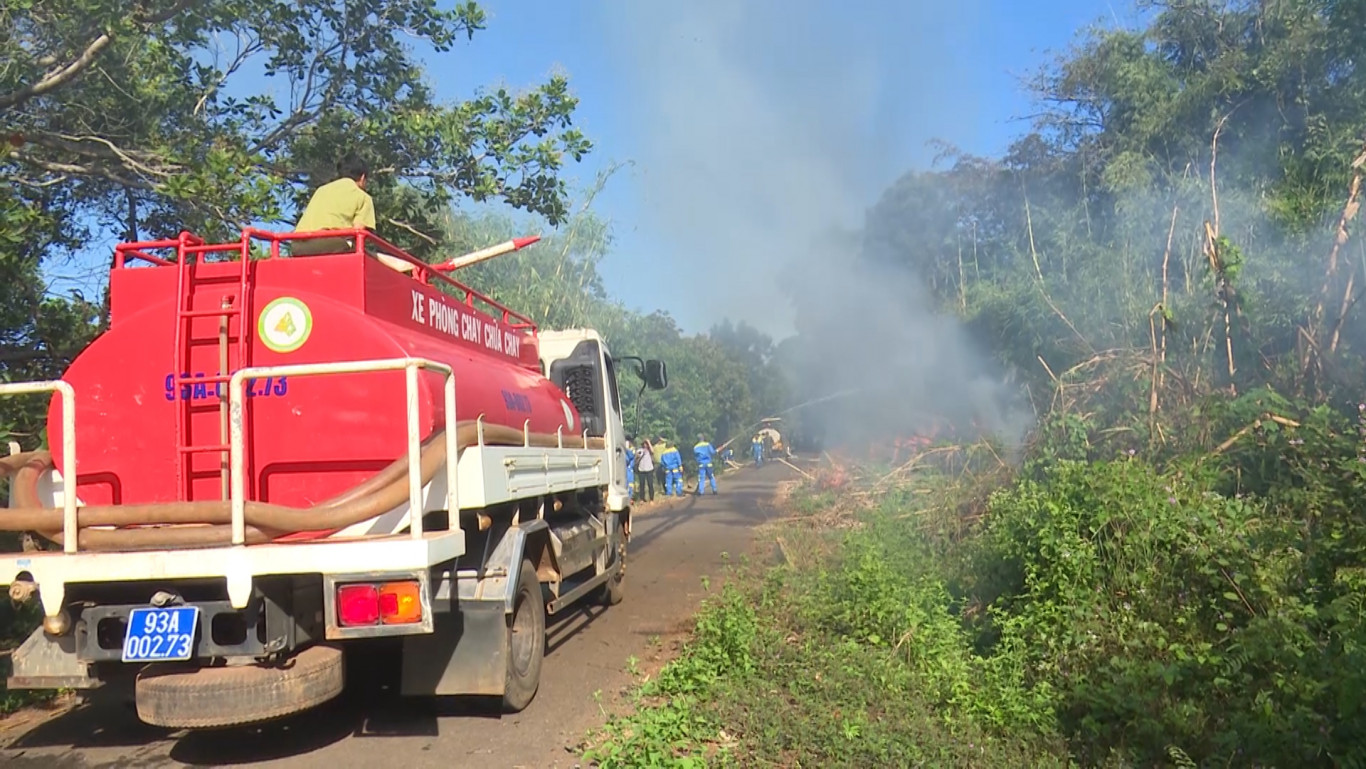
122;606;200;663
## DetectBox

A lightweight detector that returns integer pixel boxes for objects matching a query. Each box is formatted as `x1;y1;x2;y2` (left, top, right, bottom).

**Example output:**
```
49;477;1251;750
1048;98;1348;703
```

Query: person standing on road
625;438;636;501
694;433;718;495
635;439;655;502
752;434;764;467
659;439;684;496
652;437;667;496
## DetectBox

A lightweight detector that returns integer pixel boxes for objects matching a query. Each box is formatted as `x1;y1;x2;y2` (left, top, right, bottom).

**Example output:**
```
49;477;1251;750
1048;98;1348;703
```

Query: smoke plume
598;0;1032;446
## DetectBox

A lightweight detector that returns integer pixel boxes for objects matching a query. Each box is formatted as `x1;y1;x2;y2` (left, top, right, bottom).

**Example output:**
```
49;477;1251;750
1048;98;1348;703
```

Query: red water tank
47;244;582;510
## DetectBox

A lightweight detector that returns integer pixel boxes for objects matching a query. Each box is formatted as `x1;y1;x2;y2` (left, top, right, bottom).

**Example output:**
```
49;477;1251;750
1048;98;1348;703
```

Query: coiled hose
0;422;605;551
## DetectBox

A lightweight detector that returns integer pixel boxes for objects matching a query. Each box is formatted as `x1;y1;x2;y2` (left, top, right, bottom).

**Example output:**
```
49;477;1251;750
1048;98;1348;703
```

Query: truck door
546;339;627;500
601;352;627;497
548;340;607;437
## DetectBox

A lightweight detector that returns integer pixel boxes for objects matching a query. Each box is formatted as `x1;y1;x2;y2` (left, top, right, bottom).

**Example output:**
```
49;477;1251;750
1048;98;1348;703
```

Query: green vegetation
588;1;1366;767
0;0;786;689
0;1;786;458
0;600;55;715
585;399;1366;766
7;0;1366;762
583;482;1068;768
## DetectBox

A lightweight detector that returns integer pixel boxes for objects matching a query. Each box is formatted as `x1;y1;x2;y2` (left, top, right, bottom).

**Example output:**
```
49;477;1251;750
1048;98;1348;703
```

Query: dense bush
586;392;1366;767
947;393;1366;767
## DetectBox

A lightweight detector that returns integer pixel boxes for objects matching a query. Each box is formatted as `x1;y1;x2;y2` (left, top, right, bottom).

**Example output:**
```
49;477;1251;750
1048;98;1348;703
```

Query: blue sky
48;0;1141;338
423;0;1137;336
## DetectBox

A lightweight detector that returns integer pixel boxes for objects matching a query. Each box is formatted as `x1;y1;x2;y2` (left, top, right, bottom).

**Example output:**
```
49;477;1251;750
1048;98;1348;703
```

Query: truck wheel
594;541;626;606
135;643;344;729
502;558;545;713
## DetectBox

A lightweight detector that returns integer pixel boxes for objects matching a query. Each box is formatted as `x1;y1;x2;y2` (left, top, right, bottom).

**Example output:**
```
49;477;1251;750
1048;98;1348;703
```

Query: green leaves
0;0;593;444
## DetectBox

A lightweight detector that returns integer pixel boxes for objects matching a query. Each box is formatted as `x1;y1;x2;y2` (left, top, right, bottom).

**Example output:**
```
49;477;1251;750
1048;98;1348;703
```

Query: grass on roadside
580;480;1070;768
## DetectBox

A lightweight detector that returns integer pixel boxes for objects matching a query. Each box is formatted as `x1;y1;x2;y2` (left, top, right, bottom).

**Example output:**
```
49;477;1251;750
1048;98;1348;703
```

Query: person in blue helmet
659;439;685;496
751;433;764;467
694;433;718;495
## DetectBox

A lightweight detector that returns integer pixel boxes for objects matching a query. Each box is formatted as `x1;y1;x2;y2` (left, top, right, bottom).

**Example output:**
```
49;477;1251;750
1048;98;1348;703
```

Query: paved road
0;465;786;769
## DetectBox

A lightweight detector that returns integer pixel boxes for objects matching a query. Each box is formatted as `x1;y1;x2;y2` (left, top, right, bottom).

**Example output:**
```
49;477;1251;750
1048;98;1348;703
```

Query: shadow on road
4;586;632;765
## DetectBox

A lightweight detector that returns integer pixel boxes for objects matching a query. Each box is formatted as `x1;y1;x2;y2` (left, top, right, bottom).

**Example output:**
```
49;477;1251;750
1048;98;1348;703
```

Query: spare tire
135;644;344;729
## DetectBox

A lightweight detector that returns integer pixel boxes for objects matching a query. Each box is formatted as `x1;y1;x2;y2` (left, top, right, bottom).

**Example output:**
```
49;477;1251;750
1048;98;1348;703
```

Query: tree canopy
0;0;593;441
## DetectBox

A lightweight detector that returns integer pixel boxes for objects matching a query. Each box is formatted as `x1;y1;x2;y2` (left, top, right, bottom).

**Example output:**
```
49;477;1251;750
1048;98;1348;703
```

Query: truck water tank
47;250;583;515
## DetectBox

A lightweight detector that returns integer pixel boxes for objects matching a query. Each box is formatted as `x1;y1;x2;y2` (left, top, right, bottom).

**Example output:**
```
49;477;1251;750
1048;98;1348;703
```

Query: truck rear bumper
1;530;464;616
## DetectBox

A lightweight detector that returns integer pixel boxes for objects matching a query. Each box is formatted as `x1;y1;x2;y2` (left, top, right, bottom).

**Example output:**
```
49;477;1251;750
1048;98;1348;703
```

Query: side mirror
644;359;668;390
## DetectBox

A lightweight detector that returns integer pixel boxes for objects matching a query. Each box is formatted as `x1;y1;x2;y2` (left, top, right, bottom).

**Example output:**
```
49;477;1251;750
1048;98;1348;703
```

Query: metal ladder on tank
170;231;254;502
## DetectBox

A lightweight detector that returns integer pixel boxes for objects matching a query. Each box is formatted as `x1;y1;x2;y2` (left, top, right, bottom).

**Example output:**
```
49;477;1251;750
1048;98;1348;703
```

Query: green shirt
294;177;376;233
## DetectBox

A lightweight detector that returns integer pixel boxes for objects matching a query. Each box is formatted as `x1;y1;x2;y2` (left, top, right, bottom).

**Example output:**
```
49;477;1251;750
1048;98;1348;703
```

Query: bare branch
8;150;155;191
0;1;198;112
196;32;263;116
0;33;114;111
385;217;439;245
11;174;69;189
56;133;177;177
17;131;180;181
250;41;346;153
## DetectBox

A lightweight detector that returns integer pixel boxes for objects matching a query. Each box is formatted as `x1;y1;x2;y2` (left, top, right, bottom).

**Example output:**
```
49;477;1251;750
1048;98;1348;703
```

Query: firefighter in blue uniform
751;433;764;467
694;433;719;495
625;438;635;501
660;439;685;496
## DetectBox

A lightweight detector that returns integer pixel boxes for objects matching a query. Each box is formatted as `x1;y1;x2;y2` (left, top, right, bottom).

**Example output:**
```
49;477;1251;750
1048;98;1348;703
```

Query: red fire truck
0;228;666;728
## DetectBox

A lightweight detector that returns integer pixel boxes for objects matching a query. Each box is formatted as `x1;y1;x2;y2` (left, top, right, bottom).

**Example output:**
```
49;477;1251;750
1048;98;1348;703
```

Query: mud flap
8;626;100;690
398;599;508;696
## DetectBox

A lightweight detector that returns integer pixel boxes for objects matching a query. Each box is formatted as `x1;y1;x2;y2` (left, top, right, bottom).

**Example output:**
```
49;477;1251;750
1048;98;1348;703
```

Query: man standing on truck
291;152;414;273
694;434;718;495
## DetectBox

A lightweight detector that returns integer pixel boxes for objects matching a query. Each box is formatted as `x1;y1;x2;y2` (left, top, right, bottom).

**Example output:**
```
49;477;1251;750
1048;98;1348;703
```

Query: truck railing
0;381;77;553
112;228;538;332
228;357;459;546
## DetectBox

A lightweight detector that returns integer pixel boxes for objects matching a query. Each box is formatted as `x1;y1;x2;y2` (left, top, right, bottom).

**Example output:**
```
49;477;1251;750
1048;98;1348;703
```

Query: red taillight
335;581;423;627
337;584;379;626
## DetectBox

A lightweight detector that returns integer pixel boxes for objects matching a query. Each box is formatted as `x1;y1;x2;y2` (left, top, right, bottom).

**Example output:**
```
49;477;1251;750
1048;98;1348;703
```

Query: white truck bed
0;358;612;618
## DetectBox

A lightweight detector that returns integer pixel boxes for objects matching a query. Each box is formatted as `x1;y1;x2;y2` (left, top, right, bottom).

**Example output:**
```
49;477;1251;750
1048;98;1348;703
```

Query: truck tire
594;540;626;606
135;643;345;729
502;558;545;713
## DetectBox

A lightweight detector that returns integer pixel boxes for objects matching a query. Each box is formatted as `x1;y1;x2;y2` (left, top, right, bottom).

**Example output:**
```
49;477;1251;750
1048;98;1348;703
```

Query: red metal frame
116;229;539;331
110;228;542;500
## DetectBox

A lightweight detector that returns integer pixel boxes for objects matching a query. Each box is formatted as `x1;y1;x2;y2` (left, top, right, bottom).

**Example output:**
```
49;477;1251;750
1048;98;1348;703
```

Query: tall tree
0;0;592;442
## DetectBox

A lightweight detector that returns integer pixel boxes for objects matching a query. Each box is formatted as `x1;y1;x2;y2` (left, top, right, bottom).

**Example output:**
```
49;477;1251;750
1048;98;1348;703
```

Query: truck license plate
122;606;200;663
